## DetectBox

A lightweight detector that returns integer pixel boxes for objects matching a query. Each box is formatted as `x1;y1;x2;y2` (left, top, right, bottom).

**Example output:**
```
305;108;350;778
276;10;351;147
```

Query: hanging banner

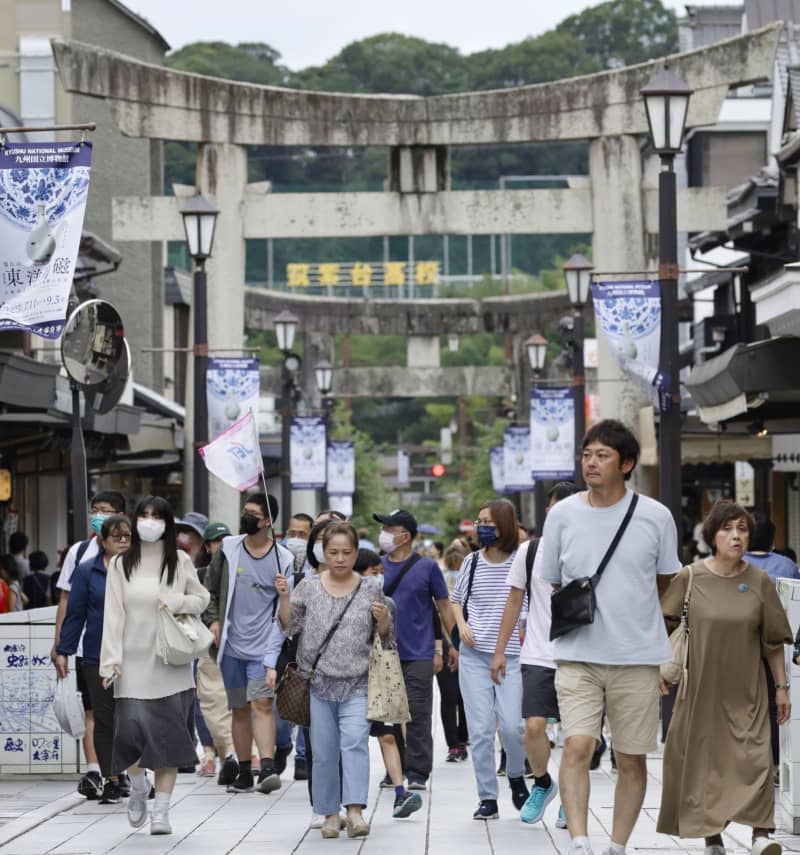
490;445;508;494
199;410;262;491
206;357;261;440
591;280;668;411
397;450;410;486
290;416;327;489
0;142;92;338
327;494;353;518
327;440;355;496
530;386;576;480
503;426;535;492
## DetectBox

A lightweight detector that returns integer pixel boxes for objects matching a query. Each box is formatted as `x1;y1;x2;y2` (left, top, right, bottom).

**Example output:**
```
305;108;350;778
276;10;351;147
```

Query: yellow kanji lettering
351;262;372;287
318;263;340;286
415;260;439;285
287;263;310;287
383;261;406;286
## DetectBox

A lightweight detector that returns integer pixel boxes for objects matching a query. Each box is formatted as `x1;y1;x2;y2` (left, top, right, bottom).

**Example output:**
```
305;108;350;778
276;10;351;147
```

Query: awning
681;433;773;464
685;336;800;424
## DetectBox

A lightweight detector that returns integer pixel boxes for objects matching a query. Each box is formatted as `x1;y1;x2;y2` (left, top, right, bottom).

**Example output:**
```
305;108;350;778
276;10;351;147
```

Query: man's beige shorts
554;661;660;756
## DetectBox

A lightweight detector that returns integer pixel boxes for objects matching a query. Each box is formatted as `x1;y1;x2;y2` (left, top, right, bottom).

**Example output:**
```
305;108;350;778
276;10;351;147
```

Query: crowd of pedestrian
1;417;795;849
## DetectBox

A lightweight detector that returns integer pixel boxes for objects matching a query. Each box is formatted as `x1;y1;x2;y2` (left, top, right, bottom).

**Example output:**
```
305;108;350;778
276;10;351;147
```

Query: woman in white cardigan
101;496;209;836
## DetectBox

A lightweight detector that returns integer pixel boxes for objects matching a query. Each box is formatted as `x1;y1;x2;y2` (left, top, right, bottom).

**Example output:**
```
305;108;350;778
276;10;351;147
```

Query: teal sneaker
556;804;567;829
520;780;558;824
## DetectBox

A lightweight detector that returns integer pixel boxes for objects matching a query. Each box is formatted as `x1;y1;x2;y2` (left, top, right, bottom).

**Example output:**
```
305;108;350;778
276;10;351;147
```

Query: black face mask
240;514;261;536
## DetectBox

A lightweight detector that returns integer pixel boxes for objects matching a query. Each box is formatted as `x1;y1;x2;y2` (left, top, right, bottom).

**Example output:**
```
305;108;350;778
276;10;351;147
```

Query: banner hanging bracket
0;122;97;148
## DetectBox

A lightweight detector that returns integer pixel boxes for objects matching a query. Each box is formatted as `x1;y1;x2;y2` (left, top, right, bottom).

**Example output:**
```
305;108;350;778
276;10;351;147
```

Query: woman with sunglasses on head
55;514;132;805
450;497;528;821
100;496;210;836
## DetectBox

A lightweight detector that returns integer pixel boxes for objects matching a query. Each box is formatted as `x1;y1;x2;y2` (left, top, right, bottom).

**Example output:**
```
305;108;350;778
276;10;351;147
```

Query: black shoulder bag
451;550;480;649
384;552;422;598
549;493;639;641
276;578;362;727
525;538;539;600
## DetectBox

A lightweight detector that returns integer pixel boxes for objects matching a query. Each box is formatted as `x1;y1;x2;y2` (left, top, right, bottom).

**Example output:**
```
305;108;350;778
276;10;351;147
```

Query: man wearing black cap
374;508;456;790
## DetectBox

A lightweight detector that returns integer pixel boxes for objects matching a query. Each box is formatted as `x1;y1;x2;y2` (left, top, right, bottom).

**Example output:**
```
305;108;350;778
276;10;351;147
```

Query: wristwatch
775;683;790;690
434;647;443;656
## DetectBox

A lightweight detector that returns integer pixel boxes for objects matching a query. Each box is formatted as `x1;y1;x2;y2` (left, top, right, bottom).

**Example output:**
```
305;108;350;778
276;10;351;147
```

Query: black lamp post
314;359;335;508
181;194;219;517
275;310;300;528
641;67;692;535
526;333;548;533
563;252;593;489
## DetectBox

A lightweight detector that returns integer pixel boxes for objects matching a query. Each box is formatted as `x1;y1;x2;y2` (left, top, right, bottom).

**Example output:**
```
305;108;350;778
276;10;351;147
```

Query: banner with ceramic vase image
530;385;575;480
290;416;327;489
503;425;535;492
327;440;355;496
206;357;260;440
591;279;665;408
0;141;92;338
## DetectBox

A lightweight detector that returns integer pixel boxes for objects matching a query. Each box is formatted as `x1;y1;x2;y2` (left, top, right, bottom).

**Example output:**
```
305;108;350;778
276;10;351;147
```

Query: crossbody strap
384;552;422;598
680;566;694;624
525;538;539;600
311;578;363;672
462;550;480;614
591;492;639;589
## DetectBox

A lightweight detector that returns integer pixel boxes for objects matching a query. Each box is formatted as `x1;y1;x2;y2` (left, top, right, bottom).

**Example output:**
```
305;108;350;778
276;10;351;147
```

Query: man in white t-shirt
536;420;679;855
491;481;577;827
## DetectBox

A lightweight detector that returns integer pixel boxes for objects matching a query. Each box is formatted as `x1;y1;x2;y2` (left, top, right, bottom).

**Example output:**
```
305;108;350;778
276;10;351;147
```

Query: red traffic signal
431;463;446;478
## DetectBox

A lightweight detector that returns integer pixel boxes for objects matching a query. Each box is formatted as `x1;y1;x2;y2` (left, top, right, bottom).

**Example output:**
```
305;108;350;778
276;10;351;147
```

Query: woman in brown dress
658;501;792;855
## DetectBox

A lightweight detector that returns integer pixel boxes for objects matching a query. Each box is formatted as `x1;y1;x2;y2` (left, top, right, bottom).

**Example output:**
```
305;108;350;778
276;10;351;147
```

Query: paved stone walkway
2;726;800;854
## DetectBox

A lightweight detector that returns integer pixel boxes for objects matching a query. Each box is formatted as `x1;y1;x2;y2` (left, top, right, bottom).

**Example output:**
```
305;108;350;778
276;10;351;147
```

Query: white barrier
0;606;80;775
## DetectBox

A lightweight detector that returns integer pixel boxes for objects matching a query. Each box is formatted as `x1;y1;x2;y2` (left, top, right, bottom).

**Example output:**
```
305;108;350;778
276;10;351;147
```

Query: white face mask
137;518;166;543
379;530;401;555
283;537;307;559
313;542;326;565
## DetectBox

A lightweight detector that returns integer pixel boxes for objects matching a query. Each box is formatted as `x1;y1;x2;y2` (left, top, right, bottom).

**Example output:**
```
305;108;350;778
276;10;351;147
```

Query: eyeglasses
474;520;496;528
109;533;131;542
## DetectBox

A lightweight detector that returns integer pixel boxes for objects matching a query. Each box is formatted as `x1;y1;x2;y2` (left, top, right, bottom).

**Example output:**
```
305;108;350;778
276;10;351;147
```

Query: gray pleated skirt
112;689;197;774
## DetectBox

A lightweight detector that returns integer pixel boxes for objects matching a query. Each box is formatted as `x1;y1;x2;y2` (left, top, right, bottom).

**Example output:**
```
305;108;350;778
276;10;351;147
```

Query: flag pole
249;408;273;529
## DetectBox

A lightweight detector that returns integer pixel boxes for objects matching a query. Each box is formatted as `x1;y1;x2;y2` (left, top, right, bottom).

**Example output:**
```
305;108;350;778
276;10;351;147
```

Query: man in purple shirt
374;508;456;790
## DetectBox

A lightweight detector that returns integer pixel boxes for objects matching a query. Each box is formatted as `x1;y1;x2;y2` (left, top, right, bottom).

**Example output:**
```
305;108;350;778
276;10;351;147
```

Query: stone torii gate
51;25;780;523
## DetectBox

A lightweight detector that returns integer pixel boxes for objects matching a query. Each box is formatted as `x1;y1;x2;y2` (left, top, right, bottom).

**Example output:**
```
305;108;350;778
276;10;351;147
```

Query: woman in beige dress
658;500;792;855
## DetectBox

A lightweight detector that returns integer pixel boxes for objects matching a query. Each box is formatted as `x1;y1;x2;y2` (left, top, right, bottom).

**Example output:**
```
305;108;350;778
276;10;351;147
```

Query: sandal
320;816;340;839
345;815;370;838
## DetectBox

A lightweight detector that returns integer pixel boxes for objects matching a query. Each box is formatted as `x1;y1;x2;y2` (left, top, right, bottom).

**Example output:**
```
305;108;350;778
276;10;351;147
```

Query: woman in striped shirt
451;498;528;821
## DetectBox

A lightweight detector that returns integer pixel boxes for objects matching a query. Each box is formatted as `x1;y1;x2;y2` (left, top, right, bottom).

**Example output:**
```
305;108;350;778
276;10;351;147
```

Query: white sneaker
127;780;149;829
705;846;726;855
569;841;594;855
150;811;172;835
310;813;325;829
752;838;781;855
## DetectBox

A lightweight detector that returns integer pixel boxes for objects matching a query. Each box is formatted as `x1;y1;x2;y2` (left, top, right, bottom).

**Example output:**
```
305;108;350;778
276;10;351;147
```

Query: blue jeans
309;692;370;815
458;645;525;800
295;726;306;761
274;707;293;751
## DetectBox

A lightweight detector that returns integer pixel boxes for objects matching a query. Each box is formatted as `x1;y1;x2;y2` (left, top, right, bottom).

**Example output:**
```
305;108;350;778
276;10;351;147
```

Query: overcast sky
127;0;734;69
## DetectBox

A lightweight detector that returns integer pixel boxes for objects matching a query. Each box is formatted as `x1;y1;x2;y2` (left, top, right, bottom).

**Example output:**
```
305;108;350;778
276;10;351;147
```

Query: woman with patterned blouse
276;521;393;840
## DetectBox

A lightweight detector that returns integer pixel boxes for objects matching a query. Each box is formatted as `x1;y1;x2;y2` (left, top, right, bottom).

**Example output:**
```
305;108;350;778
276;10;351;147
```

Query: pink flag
198;410;262;491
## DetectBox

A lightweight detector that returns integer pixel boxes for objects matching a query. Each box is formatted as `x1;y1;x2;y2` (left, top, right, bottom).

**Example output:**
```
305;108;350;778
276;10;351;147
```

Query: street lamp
641;67;693;536
526;333;549;534
315;360;335;507
526;333;548;375
563;253;593;489
276;310;302;528
181;193;219;517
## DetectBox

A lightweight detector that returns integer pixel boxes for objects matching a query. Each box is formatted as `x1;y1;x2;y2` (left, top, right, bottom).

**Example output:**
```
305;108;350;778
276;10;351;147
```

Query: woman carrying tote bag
276;521;393;840
100;496;209;837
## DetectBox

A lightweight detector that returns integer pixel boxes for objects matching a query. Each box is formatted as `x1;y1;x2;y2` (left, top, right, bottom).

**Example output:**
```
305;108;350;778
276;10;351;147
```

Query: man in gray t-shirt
536;419;679;855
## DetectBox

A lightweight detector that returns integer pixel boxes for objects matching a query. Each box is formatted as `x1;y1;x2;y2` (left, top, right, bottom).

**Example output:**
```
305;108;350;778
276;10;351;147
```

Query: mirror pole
70;383;88;542
193;262;209;517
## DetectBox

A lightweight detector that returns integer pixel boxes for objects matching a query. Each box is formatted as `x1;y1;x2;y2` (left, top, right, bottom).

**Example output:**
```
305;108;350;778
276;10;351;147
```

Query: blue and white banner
327;440;355;496
503;426;535;492
0;142;92;338
290;416;327;489
591;280;667;410
328;494;353;518
490;445;509;494
206;357;260;440
530;386;575;480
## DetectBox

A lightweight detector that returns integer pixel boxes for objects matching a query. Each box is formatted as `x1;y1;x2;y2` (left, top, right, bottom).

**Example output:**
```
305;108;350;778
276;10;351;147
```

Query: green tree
555;0;678;69
166;41;290;85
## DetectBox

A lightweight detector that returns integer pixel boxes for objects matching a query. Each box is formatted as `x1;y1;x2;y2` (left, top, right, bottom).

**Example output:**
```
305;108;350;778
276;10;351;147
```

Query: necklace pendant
738;583;749;593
